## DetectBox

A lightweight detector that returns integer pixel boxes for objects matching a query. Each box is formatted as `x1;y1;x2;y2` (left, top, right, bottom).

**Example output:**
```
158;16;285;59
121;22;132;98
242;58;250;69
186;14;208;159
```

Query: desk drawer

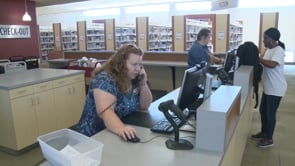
33;81;53;93
9;86;33;99
68;74;84;84
52;74;84;88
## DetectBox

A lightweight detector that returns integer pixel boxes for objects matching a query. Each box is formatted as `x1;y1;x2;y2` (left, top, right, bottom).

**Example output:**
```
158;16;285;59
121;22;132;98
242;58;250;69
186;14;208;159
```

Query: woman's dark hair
264;27;285;50
197;28;211;41
236;41;262;108
93;44;143;93
278;41;285;50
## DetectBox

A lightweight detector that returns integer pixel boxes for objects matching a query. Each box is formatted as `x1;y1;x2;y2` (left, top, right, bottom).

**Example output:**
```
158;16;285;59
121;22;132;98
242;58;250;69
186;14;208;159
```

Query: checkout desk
40;66;253;166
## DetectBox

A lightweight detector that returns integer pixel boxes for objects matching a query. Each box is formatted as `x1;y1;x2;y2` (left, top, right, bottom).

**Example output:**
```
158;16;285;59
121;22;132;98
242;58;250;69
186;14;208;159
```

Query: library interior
0;0;295;166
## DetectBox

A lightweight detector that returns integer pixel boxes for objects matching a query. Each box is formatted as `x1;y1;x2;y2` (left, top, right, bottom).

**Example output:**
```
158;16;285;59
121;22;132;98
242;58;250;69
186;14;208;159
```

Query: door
35;90;56;136
11;95;38;150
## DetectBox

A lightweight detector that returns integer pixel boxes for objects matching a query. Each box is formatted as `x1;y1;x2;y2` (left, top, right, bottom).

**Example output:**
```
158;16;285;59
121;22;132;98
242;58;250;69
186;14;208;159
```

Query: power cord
139;135;196;144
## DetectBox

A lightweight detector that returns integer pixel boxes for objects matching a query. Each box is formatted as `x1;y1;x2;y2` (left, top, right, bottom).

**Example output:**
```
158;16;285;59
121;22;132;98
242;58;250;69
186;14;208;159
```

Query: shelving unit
148;25;172;52
87;27;105;51
39;29;54;61
229;21;243;50
115;27;136;49
62;30;78;51
185;19;212;51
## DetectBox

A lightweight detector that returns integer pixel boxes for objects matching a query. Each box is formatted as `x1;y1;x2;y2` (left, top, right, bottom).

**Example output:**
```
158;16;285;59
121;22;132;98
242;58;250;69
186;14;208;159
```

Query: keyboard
150;116;183;134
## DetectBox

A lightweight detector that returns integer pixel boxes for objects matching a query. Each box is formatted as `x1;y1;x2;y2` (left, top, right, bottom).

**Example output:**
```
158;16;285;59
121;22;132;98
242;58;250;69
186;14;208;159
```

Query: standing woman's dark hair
264;27;285;50
197;28;211;41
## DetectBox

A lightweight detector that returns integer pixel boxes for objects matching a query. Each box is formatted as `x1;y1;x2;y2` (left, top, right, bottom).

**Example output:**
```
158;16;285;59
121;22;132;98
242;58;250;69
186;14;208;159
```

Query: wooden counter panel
64;51;187;62
64;51;114;59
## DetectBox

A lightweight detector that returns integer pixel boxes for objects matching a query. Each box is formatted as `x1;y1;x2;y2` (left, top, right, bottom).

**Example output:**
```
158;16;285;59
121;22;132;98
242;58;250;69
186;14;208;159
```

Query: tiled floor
0;65;294;166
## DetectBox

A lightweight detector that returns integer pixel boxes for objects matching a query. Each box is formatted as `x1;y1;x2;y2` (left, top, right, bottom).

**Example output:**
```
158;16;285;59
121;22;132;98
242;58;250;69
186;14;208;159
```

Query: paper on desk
60;145;80;158
179;120;196;132
60;145;100;166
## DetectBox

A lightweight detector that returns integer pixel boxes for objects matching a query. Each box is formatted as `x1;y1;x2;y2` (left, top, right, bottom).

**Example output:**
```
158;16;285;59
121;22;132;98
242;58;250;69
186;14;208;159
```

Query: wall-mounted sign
139;32;145;40
107;33;113;40
175;32;183;40
0;25;31;39
217;31;225;40
211;0;238;11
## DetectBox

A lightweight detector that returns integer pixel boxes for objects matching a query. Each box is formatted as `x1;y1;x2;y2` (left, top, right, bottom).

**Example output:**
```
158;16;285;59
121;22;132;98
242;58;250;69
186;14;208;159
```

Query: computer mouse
127;135;140;143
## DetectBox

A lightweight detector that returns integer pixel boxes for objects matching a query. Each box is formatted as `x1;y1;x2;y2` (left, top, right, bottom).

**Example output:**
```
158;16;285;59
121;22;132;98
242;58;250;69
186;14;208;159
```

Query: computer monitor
223;49;237;73
203;73;213;100
176;66;208;111
235;56;240;71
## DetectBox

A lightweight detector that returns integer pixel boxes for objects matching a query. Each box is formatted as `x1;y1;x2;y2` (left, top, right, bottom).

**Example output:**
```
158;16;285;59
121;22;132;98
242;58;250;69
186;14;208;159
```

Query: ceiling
33;0;206;8
33;0;90;7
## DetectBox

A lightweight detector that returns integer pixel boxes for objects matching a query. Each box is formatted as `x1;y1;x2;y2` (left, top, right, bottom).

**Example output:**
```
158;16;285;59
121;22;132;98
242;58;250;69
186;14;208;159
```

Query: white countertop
0;68;84;90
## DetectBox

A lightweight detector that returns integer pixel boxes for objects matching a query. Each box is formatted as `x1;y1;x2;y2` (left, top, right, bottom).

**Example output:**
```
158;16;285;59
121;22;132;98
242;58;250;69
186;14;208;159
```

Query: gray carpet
241;74;295;166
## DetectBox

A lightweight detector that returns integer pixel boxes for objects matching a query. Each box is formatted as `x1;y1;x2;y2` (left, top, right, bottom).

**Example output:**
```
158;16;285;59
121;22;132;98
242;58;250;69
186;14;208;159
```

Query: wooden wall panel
105;19;115;51
136;17;148;51
53;23;62;51
215;14;229;53
77;21;86;51
259;12;279;53
172;15;185;51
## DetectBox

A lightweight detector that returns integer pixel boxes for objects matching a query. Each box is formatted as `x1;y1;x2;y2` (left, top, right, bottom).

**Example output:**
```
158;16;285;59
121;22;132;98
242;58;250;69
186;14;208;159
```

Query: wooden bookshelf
229;21;243;50
148;25;172;51
39;28;54;61
87;27;105;51
115;26;136;49
61;29;78;51
185;14;215;52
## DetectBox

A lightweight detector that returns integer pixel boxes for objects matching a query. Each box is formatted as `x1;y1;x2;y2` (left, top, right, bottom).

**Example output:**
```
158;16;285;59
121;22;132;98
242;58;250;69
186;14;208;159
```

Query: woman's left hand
138;66;148;86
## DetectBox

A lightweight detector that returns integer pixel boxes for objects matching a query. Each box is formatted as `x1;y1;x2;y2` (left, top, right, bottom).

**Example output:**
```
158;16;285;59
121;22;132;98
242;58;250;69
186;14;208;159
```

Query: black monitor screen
223;49;237;73
177;66;207;111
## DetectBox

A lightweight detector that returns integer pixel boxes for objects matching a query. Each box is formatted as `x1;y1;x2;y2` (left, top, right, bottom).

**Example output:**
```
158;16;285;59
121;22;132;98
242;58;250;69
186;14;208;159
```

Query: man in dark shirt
187;28;222;68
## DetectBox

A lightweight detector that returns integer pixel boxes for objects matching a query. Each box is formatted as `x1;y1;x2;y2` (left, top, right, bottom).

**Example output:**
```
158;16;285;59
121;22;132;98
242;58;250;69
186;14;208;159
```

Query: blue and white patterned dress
76;71;139;136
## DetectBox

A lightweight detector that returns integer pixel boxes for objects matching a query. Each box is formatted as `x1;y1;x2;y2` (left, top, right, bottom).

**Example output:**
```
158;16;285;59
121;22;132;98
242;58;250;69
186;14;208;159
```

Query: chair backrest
9;55;25;62
0;59;10;74
0;59;10;63
25;56;39;69
4;61;27;73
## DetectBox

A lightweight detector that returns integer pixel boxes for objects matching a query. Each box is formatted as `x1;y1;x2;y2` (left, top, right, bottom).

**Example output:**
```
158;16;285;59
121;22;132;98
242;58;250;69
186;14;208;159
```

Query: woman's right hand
119;126;137;140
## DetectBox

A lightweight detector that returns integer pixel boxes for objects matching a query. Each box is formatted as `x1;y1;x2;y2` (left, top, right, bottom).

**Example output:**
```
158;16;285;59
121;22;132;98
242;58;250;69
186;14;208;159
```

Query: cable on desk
139;135;173;143
186;121;196;129
139;135;196;143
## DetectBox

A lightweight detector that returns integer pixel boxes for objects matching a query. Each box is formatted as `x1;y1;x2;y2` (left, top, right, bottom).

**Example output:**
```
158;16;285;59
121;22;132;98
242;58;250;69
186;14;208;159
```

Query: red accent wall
0;0;39;59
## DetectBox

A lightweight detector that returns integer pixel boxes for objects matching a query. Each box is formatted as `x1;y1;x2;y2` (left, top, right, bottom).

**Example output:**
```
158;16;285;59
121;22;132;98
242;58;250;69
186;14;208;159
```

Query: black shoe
256;139;274;148
251;132;266;140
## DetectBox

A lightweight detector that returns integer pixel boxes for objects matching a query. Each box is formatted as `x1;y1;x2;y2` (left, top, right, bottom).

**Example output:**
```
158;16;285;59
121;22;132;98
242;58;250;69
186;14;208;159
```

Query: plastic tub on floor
37;129;104;166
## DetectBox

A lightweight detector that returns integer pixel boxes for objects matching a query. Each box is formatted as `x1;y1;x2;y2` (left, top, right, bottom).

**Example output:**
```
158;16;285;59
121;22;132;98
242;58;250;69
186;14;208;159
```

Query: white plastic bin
37;129;104;166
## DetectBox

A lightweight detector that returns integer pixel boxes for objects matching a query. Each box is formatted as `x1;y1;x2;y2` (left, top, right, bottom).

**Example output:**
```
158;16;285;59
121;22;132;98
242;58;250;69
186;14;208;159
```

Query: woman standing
76;45;153;141
251;27;287;148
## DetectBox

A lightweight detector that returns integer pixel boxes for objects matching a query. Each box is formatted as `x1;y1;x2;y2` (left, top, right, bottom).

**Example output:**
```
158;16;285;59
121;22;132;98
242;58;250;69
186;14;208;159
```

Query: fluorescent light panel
126;4;169;14
238;0;295;8
84;8;120;17
176;1;211;11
